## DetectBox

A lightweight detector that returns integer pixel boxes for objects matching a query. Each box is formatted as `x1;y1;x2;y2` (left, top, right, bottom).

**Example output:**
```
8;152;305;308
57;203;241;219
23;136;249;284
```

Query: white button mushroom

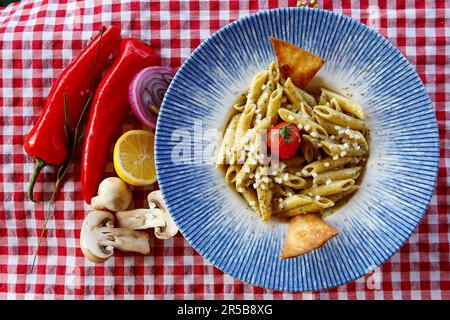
91;177;132;212
115;209;166;230
80;210;150;263
148;191;179;240
115;190;178;240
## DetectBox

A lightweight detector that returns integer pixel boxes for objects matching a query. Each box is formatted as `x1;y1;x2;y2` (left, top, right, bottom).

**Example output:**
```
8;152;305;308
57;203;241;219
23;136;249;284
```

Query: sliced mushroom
114;190;178;240
80;210;150;263
148;191;178;240
116;209;166;230
91;177;132;212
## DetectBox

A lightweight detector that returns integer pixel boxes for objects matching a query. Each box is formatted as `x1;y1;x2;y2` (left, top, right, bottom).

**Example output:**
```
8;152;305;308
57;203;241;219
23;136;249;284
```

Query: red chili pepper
81;38;158;203
23;26;122;201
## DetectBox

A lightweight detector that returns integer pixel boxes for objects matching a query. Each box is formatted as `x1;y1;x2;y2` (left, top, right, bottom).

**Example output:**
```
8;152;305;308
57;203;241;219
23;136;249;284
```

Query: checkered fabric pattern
0;0;448;300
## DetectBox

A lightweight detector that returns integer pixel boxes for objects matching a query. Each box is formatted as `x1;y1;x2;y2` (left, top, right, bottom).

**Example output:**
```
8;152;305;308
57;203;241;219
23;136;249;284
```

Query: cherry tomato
268;122;301;160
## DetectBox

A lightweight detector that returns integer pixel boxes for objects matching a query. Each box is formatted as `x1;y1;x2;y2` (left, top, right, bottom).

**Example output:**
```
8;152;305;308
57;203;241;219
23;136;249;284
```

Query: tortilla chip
280;214;338;259
270;37;324;89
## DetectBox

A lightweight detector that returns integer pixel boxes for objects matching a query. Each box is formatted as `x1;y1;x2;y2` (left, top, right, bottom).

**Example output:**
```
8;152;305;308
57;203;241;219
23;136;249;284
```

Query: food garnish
268;122;302;160
270;37;324;88
280;213;338;259
128;66;175;129
113;130;157;186
81;39;158;203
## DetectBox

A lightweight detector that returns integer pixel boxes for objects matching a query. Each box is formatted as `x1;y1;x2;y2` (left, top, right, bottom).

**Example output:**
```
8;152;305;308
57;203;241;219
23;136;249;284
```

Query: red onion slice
128;66;175;129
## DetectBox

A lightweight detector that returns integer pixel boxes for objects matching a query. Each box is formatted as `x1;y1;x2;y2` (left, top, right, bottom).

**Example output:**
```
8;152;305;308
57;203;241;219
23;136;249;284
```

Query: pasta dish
216;37;369;258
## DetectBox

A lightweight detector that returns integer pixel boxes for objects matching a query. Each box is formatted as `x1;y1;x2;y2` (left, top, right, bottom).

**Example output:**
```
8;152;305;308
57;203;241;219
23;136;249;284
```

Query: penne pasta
320;87;365;120
297;87;317;107
315;115;369;150
233;91;248;112
313;166;362;185
234;117;271;161
233;104;244;112
235;105;256;140
216;113;241;167
285;166;306;177
321;141;367;158
255;166;273;222
235;156;258;190
300;102;315;119
314;105;367;131
278;108;328;139
225;164;241;185
299;137;315;163
327;185;359;203
248;70;269;101
318;93;327;105
265;88;283;125
273;194;314;212
283;155;305;168
302;179;355;197
302;177;314;189
268;61;281;87
256;90;270;118
242;187;260;212
284;77;303;110
328;97;342;112
302;134;322;150
272;184;295;197
284;78;317;109
275;173;307;189
302;156;354;176
238;134;266;185
276;198;334;218
233;105;256;163
315;114;338;135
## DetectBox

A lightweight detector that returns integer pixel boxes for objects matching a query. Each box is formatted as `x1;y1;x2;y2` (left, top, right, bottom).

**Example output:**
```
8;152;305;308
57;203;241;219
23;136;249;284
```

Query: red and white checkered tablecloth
0;0;448;300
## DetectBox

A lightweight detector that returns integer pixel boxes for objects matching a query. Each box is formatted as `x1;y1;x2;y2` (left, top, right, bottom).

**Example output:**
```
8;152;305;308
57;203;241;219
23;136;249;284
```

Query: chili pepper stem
30;28;105;273
30;92;92;273
28;158;47;203
30;186;56;273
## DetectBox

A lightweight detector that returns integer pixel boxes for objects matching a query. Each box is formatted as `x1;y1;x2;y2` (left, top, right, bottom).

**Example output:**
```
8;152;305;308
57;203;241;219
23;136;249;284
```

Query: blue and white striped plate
155;8;439;291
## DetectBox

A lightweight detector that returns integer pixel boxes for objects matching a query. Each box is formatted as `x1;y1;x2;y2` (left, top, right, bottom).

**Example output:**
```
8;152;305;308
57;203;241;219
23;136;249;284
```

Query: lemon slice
113;130;157;186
